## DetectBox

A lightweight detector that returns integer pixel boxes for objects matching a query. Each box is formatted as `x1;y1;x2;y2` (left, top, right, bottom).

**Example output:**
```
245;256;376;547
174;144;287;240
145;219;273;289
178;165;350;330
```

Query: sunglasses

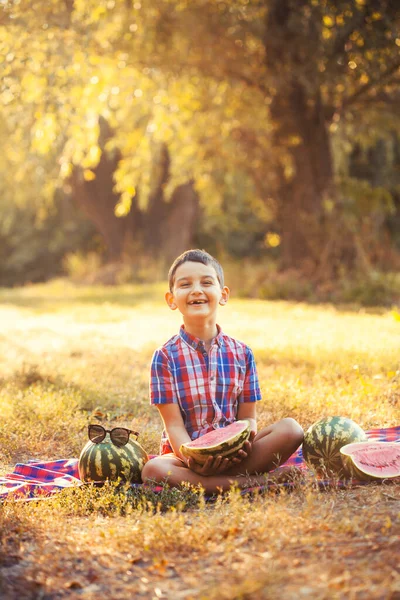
88;424;139;447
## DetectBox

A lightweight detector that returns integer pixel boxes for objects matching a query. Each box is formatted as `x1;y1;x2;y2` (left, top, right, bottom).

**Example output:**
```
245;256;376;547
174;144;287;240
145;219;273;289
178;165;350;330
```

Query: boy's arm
156;403;192;462
237;401;257;438
237;345;261;440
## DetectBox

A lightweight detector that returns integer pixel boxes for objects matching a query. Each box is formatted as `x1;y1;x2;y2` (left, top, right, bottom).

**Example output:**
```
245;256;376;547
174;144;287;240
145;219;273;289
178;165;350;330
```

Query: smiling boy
141;249;304;493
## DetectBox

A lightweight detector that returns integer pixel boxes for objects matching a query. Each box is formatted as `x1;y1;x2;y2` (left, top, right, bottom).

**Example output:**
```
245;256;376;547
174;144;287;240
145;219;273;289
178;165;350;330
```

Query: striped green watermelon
302;416;367;476
180;420;251;465
78;438;148;483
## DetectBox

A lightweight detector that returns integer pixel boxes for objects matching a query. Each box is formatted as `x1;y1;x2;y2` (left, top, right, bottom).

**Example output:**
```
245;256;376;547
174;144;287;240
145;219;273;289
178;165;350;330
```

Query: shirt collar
179;325;224;350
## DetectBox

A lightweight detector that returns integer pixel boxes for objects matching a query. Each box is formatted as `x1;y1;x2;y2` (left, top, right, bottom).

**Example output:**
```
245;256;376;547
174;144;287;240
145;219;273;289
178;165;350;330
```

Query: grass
0;279;399;599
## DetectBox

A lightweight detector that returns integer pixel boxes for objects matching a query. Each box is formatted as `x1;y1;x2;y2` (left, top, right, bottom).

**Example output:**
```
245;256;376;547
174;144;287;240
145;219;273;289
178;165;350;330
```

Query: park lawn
0;279;399;599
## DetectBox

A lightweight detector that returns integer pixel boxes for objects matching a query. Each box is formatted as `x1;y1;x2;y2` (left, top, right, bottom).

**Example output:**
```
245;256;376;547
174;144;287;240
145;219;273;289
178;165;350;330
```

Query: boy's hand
229;438;253;464
186;433;255;475
186;454;233;476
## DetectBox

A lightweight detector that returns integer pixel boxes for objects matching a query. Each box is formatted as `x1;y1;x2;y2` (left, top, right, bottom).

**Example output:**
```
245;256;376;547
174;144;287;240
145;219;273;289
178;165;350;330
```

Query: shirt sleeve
241;346;262;403
150;348;178;405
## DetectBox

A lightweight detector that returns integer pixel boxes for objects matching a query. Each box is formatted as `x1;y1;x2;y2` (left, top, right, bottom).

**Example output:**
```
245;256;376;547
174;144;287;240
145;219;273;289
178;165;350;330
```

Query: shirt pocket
217;361;246;402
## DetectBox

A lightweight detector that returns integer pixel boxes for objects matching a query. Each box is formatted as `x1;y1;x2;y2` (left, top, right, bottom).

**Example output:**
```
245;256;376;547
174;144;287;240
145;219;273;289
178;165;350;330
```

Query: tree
142;0;400;272
1;0;399;275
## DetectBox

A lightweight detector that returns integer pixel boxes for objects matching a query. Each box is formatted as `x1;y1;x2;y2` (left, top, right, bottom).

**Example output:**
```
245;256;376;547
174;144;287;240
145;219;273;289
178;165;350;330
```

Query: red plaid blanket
1;426;399;502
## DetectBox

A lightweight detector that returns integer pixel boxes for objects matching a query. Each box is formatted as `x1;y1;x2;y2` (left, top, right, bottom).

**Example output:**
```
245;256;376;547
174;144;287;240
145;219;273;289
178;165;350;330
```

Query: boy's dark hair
168;249;224;291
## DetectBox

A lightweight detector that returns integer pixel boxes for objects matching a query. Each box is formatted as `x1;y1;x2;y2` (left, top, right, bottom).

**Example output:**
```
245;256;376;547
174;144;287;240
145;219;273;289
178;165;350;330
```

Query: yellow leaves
60;162;73;179
390;308;400;322
264;232;281;248
73;0;107;23
115;192;133;217
81;145;102;169
385;370;399;379
323;16;334;28
195;174;211;192
21;73;47;103
31;113;58;155
83;169;96;181
28;50;47;68
288;136;302;147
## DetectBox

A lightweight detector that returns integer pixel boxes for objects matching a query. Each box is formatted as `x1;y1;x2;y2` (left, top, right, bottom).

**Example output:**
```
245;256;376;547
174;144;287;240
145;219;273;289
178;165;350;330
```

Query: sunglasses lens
89;425;105;444
110;428;129;447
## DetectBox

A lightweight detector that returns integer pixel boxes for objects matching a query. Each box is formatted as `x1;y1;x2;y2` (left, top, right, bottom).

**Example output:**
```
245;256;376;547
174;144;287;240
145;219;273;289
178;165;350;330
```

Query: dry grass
0;279;399;599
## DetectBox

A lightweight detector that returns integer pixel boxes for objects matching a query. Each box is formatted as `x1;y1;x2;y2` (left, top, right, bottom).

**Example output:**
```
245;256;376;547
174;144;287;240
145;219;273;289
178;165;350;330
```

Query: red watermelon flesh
180;420;251;464
340;441;400;480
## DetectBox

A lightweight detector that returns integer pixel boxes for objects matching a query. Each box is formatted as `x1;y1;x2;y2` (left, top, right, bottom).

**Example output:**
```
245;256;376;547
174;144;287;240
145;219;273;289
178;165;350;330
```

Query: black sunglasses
88;424;139;447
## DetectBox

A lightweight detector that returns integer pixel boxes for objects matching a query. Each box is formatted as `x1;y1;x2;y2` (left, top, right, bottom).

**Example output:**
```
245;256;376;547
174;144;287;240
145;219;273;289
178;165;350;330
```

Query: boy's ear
219;286;230;306
165;291;177;310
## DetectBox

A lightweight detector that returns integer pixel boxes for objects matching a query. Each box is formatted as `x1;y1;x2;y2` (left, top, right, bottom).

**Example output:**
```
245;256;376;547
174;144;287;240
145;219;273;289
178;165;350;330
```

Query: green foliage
337;271;400;306
0;191;98;286
51;480;206;517
338;177;395;220
0;0;400;278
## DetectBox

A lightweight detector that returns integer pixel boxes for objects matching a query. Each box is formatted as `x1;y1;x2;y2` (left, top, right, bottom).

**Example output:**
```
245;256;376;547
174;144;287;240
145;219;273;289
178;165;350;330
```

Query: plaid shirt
150;325;262;454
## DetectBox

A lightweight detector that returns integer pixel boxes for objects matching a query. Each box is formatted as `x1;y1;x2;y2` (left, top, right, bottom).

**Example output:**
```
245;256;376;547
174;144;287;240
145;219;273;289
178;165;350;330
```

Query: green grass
0;280;399;599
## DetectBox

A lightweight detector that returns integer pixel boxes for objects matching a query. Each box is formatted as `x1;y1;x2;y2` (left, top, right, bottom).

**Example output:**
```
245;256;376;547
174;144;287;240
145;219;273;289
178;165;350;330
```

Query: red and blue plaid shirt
150;325;262;454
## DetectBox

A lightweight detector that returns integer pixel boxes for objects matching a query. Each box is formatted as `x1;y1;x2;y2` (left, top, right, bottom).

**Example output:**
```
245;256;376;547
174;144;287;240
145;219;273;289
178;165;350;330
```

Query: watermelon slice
340;441;400;481
180;420;251;464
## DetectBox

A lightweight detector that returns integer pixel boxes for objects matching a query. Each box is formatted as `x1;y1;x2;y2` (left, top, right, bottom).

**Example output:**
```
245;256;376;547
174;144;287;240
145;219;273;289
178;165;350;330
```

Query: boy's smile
165;261;229;326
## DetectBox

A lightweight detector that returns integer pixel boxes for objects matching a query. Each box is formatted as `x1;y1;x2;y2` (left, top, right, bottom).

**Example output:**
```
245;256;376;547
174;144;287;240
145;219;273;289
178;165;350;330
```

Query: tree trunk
70;123;199;268
70;117;141;262
265;0;335;271
160;181;200;264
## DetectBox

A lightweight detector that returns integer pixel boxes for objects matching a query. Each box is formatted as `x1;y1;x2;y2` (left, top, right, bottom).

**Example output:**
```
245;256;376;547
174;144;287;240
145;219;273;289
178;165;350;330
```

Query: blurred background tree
0;0;399;295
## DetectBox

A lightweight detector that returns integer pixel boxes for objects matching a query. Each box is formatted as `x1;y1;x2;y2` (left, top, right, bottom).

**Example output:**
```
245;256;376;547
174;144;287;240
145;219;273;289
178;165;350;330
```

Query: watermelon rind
340;441;400;481
302;416;367;476
180;420;251;465
78;438;148;483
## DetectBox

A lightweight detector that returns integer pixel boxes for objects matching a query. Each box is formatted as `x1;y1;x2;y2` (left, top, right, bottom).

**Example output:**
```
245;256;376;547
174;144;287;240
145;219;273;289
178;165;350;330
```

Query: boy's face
165;261;229;322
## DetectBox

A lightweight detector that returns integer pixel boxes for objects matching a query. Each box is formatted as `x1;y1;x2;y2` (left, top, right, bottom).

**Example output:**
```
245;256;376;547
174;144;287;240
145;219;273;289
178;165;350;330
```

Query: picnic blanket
1;426;399;502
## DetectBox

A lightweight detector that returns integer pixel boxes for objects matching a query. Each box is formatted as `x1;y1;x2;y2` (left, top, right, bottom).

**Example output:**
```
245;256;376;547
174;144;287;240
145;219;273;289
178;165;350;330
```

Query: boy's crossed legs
142;418;304;494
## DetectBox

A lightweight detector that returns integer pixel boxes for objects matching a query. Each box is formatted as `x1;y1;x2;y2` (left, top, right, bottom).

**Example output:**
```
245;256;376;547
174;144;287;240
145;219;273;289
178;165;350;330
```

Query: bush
335;271;400;306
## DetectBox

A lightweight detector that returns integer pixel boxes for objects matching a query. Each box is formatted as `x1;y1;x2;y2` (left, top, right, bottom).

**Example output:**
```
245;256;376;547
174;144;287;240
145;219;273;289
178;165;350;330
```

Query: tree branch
340;59;400;113
326;10;367;64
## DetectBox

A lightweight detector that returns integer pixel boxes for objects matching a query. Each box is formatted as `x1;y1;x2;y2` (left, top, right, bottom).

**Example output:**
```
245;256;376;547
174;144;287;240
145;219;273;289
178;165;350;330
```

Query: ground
0;280;399;599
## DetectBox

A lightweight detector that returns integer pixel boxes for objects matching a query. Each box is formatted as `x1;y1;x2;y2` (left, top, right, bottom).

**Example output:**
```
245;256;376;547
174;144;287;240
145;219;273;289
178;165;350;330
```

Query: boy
141;249;304;493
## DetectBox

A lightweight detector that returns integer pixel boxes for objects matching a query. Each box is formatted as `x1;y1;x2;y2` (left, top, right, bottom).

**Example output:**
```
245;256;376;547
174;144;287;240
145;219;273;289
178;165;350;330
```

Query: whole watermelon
78;438;148;483
302;416;367;476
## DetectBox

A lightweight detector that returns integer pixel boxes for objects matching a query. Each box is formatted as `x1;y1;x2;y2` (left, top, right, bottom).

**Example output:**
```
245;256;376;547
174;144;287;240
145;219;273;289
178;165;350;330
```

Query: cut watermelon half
340;441;400;481
180;420;251;464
